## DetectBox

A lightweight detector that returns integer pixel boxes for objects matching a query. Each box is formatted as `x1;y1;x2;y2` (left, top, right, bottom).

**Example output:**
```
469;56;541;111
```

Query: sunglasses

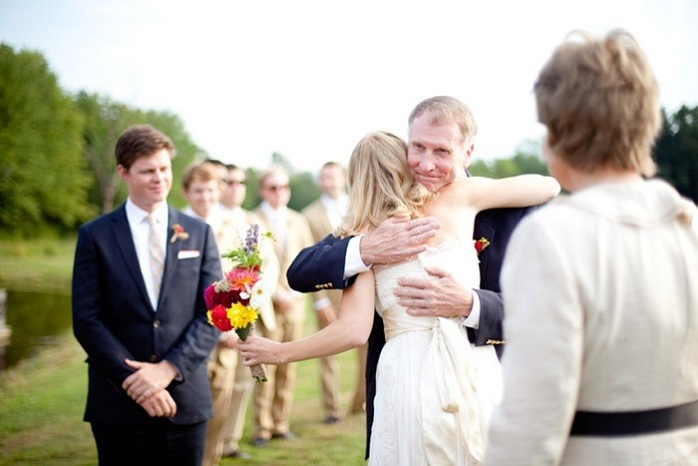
223;179;246;186
263;184;290;192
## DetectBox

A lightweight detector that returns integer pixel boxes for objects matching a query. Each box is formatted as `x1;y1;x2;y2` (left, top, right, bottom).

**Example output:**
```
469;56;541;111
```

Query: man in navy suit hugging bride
239;96;559;463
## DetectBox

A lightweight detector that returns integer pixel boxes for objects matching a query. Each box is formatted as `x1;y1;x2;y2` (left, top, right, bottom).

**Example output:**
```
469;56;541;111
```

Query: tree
470;140;549;178
654;105;698;202
0;43;92;236
74;92;133;214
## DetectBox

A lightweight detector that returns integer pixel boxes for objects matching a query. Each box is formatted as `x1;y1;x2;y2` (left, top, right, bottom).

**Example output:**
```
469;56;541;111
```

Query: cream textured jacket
486;179;698;465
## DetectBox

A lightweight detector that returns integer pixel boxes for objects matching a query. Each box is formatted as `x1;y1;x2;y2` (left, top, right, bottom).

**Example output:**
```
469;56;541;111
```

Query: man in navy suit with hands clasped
72;125;222;466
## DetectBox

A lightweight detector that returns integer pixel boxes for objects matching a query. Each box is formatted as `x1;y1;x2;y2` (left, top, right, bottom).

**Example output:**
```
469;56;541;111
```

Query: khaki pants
252;312;303;438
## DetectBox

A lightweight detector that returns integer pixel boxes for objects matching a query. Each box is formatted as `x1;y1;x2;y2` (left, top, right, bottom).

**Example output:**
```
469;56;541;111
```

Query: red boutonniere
474;237;490;255
170;224;189;243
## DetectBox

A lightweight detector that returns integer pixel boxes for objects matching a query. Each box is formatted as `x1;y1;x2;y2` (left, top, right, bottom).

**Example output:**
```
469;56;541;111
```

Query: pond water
0;290;72;371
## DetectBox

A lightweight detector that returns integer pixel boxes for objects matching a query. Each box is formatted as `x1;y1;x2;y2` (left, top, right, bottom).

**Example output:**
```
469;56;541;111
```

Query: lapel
110;205;152;309
158;206;185;310
473;210;496;270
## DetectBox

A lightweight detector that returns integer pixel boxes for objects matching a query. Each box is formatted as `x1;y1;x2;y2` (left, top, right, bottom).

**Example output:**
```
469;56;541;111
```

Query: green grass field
0;238;367;465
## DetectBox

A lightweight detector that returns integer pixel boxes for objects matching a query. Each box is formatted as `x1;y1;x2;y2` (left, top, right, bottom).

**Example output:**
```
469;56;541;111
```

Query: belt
570;399;698;437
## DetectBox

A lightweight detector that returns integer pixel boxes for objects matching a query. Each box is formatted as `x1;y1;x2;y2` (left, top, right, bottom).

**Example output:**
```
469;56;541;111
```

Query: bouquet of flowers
205;224;272;383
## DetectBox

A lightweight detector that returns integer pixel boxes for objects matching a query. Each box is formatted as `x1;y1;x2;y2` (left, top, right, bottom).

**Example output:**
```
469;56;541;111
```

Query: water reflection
1;290;72;370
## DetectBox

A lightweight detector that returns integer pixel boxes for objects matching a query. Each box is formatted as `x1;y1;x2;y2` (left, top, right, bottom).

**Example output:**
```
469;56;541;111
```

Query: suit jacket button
153;319;160;328
149;354;157;362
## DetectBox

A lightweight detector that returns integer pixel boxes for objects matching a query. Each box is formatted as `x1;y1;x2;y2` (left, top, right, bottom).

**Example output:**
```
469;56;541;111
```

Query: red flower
204;283;244;308
474;237;490;254
207;305;234;332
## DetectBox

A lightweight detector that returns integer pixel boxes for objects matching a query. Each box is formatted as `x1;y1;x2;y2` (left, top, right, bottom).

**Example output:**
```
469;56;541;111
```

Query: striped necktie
146;214;165;301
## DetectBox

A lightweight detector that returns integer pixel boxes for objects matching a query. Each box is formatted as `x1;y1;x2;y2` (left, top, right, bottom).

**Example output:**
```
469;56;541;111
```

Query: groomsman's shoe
271;431;298;441
324;415;342;425
252;437;269;447
223;449;252;459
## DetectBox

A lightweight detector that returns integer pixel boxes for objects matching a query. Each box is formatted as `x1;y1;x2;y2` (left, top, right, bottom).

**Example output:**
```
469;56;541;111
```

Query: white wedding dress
368;238;503;466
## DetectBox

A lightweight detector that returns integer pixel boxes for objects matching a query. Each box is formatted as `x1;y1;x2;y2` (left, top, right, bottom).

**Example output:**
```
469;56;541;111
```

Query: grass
0;237;368;465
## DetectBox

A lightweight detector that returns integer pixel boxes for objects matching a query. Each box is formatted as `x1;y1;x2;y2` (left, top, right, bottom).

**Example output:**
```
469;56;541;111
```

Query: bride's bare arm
238;271;376;366
466;175;560;211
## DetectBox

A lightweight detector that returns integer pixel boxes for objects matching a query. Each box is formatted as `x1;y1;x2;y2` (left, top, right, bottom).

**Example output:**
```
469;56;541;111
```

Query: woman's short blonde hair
534;29;661;176
337;131;431;237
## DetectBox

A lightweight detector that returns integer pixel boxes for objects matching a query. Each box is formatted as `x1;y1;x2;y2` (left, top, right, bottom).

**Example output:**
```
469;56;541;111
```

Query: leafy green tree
654;105;698;202
470;141;549;178
289;171;320;211
0;43;92;236
74;92;133;214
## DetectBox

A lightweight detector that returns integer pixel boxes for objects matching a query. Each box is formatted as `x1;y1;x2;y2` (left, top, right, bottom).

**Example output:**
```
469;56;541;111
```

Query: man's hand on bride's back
396;266;473;318
360;216;440;266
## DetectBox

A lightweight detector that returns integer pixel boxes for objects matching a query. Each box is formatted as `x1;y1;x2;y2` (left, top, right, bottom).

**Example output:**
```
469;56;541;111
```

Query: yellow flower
226;302;259;330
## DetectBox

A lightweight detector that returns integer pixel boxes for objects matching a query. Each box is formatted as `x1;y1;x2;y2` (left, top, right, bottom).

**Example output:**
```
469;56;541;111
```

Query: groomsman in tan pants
217;164;269;459
302;162;366;422
252;165;314;446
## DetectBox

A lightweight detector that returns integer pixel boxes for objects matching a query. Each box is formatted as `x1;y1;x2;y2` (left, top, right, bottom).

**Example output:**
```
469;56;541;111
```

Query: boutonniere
474;237;490;255
170;224;189;243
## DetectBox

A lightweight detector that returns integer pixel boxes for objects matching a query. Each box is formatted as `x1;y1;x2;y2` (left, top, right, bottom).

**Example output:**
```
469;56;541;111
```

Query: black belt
570;399;698;437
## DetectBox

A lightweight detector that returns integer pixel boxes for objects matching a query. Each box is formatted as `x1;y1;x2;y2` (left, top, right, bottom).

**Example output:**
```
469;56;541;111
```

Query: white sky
1;0;696;173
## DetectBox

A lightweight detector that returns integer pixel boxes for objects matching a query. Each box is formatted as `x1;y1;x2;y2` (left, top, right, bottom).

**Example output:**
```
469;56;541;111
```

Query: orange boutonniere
474;237;490;255
170;224;189;243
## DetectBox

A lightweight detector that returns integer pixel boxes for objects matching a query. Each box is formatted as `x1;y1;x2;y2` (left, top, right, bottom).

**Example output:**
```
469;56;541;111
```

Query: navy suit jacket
72;204;221;426
286;206;533;456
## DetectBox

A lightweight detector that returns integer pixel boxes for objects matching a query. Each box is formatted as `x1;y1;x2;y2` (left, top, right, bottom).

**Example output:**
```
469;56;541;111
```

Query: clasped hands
122;359;178;418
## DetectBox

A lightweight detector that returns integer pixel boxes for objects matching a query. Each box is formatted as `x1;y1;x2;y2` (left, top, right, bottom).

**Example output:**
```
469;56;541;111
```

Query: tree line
1;43;696;238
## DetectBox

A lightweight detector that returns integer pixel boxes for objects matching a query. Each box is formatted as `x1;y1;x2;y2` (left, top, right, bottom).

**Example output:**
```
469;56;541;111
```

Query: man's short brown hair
115;124;175;170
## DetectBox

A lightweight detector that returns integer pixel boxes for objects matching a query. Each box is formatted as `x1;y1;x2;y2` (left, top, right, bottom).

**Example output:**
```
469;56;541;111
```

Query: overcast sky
1;0;696;173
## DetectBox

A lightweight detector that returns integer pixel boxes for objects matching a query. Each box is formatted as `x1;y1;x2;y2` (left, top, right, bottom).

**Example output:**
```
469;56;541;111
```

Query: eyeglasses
222;179;246;186
263;184;289;192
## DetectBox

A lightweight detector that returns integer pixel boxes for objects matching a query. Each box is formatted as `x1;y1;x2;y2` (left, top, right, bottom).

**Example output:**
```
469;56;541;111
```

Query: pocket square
178;249;201;259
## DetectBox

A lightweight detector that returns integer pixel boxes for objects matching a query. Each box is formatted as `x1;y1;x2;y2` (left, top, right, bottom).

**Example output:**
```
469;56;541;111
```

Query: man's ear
117;164;128;181
463;144;475;168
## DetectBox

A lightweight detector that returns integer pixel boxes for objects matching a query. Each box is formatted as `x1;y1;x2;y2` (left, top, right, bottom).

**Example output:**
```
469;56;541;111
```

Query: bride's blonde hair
336;131;432;237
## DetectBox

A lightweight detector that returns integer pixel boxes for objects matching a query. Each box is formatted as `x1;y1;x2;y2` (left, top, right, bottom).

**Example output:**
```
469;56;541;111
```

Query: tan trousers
221;350;255;452
252;312;303;438
202;344;236;466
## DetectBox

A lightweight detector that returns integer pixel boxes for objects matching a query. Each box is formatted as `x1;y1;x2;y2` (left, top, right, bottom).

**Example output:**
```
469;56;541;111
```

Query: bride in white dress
238;131;559;465
371;238;502;465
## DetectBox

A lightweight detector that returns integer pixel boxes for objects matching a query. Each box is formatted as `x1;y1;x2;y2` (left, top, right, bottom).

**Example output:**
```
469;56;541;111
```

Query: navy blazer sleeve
72;221;137;385
286;233;354;292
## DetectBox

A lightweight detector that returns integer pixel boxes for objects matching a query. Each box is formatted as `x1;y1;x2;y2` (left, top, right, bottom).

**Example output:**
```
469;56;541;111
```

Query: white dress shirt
125;199;168;310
